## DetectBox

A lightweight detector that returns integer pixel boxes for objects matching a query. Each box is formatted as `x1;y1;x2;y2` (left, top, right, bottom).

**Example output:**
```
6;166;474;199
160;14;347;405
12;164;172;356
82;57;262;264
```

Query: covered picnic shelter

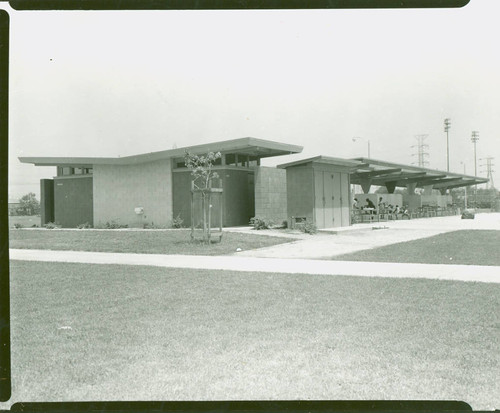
279;155;488;229
350;157;488;195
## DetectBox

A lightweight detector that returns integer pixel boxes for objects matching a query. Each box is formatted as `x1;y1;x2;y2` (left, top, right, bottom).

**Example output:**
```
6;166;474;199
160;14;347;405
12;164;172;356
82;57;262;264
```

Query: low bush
13;223;23;229
301;221;317;235
171;214;184;229
77;222;92;229
249;217;275;230
144;222;160;229
108;221;128;229
96;221;128;229
44;222;59;230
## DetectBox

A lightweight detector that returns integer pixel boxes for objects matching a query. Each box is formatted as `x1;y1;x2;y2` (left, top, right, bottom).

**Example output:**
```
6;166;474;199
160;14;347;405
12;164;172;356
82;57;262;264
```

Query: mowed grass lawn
8;215;41;228
333;230;500;266
9;260;500;409
9;229;291;255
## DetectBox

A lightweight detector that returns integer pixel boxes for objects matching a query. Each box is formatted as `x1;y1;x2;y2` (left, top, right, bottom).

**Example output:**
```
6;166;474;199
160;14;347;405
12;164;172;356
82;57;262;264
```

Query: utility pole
352;137;370;158
471;131;479;207
444;118;451;172
411;134;429;167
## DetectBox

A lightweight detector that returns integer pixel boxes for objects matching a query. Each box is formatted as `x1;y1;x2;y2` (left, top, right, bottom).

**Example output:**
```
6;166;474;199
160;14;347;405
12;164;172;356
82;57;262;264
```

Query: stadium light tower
444;118;451;172
471;131;479;176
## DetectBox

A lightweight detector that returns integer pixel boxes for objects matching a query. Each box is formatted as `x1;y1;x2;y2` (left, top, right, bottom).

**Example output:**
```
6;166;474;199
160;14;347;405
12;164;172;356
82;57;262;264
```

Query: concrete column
423;185;433;195
359;178;372;194
406;182;417;195
385;182;396;194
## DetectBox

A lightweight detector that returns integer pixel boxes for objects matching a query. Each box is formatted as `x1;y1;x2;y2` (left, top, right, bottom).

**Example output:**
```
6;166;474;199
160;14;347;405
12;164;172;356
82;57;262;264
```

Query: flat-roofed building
20;139;488;229
19;137;303;228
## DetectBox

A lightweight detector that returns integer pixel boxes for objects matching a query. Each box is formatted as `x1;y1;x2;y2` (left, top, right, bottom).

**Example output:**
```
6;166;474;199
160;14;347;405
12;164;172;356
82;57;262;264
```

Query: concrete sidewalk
232;213;500;259
10;248;500;283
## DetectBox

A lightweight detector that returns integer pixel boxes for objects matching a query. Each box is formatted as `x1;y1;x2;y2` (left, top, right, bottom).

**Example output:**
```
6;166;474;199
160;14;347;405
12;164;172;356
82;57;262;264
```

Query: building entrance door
315;171;335;228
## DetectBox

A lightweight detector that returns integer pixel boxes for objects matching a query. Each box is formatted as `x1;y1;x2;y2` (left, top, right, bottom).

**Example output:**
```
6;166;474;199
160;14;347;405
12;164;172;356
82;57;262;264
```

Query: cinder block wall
93;159;173;227
254;166;287;223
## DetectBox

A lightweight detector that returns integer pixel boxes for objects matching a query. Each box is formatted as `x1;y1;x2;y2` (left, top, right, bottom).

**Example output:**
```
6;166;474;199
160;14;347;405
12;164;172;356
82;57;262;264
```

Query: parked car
461;209;475;219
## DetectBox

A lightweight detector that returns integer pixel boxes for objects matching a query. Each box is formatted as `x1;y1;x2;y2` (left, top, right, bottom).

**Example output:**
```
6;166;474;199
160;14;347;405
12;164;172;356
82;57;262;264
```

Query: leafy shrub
104;221;128;229
301;221;317;235
44;222;59;229
77;222;91;229
144;222;160;229
281;220;288;229
13;223;23;229
171;214;184;229
249;217;275;230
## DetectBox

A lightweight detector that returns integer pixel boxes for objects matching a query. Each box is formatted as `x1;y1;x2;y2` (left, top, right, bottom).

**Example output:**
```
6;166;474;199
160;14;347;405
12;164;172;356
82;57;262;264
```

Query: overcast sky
5;0;500;200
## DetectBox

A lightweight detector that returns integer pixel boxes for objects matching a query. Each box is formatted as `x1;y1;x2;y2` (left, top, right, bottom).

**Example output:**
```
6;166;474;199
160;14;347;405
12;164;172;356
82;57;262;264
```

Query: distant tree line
451;187;499;209
11;192;40;216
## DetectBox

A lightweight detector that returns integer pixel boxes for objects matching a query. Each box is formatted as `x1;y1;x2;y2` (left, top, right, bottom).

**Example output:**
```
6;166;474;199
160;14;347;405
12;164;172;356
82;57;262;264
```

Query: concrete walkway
232;213;500;259
9;248;500;283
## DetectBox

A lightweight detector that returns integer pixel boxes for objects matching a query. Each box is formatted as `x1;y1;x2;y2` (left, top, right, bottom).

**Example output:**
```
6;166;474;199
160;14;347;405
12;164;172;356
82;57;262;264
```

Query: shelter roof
277;155;367;170
349;157;488;189
19;137;303;167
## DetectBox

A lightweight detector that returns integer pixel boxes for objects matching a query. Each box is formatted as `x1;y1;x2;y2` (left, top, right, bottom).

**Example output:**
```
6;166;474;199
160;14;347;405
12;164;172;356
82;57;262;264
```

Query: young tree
184;151;222;243
184;151;222;191
18;192;40;216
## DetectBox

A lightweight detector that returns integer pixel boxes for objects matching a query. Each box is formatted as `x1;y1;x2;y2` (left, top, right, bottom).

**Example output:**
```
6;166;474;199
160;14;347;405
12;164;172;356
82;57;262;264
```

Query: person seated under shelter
364;198;376;216
401;205;410;219
378;197;386;212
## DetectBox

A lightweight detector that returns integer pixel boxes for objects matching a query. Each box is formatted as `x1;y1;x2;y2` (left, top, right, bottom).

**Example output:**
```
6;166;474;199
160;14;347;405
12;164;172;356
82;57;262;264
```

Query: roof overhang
432;178;488;189
350;168;402;180
278;155;367;170
19;137;303;167
349;157;488;190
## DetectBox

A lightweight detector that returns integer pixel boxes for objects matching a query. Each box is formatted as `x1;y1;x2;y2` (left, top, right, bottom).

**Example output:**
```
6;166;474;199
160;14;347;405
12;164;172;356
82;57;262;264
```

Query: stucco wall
93;159;173;228
54;176;93;228
286;165;315;225
254;166;287;223
173;167;253;227
222;168;254;227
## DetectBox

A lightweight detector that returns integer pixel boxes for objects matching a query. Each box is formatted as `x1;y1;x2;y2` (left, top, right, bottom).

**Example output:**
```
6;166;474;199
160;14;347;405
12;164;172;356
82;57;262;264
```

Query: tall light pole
471;131;479;207
352;137;370;158
444;118;451;172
